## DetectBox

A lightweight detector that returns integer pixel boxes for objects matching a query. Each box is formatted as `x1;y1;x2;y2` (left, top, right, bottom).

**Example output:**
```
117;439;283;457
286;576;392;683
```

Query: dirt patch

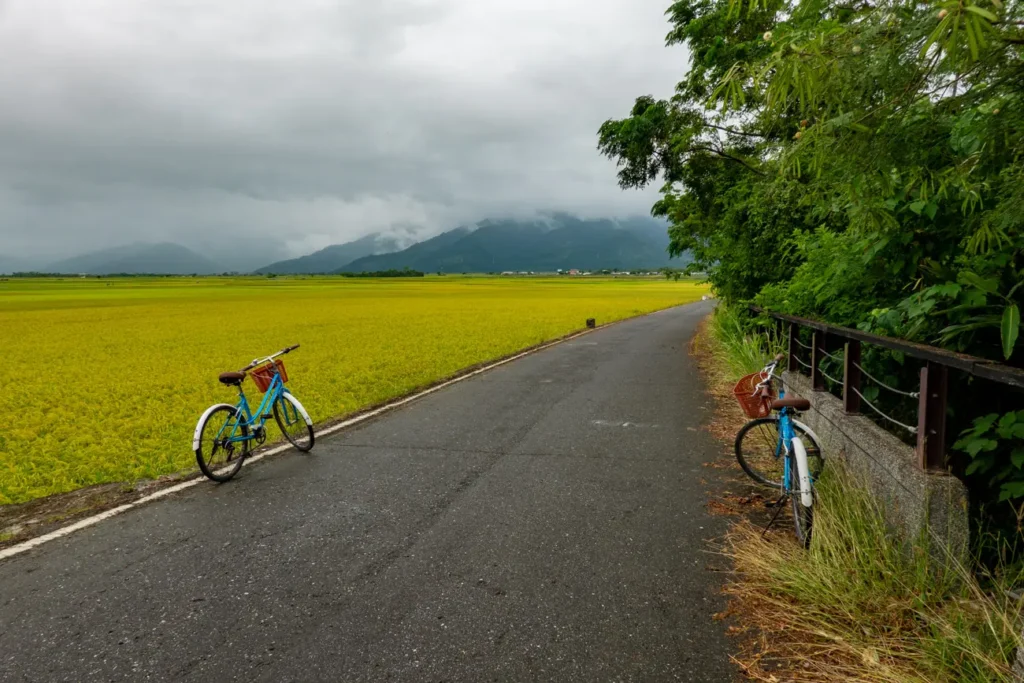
689;319;777;525
0;475;194;549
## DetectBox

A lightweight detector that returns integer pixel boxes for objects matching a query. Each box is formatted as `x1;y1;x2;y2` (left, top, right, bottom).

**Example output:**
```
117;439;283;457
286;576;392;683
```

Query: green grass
0;275;709;505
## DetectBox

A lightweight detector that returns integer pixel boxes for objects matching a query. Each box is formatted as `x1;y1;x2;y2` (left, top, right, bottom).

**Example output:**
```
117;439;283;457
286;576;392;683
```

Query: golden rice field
0;276;709;505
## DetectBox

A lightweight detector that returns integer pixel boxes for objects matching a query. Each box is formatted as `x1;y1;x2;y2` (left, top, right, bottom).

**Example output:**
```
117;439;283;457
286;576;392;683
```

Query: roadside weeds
692;307;1024;682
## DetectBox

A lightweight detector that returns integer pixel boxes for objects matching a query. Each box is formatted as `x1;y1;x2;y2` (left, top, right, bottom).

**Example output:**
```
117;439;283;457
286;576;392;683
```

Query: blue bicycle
193;344;314;482
733;353;824;546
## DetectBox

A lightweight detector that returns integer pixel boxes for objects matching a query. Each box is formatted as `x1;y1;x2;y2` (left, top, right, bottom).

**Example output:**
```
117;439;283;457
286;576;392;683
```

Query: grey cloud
0;0;685;265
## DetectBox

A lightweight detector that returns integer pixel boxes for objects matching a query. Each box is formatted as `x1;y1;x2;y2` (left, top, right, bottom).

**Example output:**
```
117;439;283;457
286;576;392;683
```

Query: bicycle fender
193;403;237;452
792;437;814;508
281;393;313;427
792;419;823;452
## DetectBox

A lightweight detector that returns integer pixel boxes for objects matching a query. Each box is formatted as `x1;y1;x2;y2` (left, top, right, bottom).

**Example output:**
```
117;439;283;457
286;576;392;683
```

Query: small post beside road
917;362;949;472
843;340;862;414
586;318;596;329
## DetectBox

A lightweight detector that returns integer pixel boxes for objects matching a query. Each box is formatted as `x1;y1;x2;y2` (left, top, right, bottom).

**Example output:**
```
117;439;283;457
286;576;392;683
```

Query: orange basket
733;372;775;418
250;360;288;393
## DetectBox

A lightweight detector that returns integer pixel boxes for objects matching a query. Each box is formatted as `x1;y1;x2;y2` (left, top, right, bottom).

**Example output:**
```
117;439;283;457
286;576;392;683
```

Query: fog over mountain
254;233;404;274
44;243;220;275
0;0;686;264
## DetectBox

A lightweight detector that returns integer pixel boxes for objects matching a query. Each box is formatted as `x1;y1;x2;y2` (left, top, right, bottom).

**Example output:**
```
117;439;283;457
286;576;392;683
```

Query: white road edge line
0;325;605;562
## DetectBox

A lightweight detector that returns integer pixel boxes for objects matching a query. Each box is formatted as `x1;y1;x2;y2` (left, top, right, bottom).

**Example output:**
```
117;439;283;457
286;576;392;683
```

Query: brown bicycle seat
771;396;810;411
218;371;246;386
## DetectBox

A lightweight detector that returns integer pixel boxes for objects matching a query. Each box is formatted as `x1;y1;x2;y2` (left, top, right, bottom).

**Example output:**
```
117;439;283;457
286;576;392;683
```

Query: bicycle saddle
771;396;810;411
218;371;246;386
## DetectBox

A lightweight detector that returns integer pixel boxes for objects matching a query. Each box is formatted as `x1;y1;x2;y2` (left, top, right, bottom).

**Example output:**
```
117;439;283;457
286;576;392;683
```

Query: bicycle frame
763;368;814;506
217;371;294;447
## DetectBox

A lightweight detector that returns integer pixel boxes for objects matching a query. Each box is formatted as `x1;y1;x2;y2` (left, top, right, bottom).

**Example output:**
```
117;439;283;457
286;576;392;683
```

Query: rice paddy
0;275;708;504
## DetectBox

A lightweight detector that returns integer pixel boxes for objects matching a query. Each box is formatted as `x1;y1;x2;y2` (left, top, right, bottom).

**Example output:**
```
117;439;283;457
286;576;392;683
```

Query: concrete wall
783;371;969;565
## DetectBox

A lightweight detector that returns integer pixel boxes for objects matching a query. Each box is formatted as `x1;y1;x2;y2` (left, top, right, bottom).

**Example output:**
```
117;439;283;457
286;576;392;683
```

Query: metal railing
751;306;1024;472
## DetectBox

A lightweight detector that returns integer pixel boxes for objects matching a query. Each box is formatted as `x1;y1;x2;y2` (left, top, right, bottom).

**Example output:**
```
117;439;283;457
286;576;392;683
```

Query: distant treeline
337;269;425;278
262;269;426;278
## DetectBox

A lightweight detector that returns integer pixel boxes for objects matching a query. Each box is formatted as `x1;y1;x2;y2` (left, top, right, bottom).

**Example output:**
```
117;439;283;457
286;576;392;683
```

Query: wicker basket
250;360;288;393
733;372;774;418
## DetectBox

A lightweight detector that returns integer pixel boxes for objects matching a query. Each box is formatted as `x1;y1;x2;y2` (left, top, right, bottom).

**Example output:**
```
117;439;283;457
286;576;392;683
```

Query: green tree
599;0;1023;361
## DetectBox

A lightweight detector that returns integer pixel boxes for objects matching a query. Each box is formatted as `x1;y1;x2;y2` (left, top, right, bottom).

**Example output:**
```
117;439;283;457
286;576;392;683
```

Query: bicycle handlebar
240;344;301;372
753;353;787;391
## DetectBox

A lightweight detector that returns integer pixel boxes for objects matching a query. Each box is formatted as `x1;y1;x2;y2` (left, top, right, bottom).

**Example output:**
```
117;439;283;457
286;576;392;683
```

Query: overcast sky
0;0;685;265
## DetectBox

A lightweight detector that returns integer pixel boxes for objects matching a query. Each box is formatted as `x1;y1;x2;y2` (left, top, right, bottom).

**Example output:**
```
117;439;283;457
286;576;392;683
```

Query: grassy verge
701;305;1024;682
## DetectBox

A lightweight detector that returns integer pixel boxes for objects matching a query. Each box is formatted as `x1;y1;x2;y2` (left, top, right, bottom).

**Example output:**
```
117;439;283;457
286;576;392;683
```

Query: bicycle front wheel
735;417;823;489
273;393;314;452
194;404;249;482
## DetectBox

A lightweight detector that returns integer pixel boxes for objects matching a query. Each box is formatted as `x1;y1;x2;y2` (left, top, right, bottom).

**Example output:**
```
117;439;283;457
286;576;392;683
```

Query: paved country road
0;300;735;682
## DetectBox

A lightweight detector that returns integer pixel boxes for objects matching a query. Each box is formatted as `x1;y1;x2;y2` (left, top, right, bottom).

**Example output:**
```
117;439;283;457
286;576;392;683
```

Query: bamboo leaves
923;1;1001;63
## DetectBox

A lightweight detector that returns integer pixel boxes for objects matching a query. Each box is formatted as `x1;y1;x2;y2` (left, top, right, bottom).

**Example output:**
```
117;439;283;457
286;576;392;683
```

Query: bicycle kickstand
761;494;788;537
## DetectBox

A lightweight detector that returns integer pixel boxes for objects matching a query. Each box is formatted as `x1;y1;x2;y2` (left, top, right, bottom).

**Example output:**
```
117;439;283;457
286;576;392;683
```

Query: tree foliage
599;0;1024;362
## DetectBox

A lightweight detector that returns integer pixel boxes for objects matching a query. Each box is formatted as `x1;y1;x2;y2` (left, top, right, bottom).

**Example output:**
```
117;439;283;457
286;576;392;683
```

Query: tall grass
707;303;1024;681
705;304;784;377
726;467;1023;681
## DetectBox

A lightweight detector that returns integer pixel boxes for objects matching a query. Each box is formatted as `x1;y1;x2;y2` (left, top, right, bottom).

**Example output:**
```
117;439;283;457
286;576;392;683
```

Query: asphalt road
0;300;734;682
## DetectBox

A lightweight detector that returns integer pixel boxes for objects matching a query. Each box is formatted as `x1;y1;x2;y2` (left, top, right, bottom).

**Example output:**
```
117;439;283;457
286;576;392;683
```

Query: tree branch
691;145;765;175
704;123;766;139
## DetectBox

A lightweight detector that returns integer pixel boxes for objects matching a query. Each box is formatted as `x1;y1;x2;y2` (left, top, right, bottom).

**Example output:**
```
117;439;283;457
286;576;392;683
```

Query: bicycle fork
763;434;814;537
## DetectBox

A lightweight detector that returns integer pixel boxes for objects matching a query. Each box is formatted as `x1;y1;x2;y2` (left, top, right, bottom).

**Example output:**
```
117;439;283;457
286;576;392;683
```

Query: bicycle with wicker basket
733;353;824;546
193;344;315;482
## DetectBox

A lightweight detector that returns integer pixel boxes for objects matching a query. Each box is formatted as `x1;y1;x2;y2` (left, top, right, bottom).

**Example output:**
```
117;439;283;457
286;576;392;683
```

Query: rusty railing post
787;322;798;373
843;340;862;414
916;362;949;472
811;331;826;390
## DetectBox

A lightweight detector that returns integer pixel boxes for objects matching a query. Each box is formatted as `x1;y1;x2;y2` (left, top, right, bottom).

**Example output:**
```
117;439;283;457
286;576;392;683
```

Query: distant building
569;269;580;275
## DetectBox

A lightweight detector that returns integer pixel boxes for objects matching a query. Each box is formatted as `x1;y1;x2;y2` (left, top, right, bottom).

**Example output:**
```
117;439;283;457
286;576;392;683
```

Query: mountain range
42;243;221;275
334;216;679;274
1;215;686;275
254;233;403;274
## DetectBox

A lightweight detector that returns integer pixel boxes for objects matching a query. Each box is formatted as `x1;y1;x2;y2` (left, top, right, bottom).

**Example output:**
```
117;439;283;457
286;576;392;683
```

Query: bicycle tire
273;393;314;452
790;460;813;547
734;417;824;489
194;404;249;482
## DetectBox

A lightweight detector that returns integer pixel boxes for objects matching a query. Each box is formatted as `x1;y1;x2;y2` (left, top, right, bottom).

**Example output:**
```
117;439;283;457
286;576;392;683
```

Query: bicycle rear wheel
273;393;314;452
194;405;249;482
790;461;813;548
735;417;823;489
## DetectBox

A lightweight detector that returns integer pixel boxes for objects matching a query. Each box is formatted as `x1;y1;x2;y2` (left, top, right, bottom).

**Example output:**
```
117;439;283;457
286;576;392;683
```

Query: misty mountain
338;215;684;273
46;243;220;275
0;255;42;275
254;233;402;274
